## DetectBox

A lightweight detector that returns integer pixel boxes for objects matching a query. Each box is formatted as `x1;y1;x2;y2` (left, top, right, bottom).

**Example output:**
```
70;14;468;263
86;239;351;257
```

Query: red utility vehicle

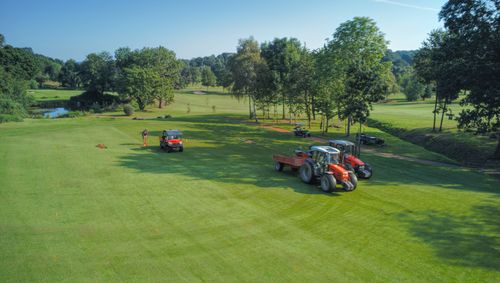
328;140;372;179
273;146;357;192
160;129;184;152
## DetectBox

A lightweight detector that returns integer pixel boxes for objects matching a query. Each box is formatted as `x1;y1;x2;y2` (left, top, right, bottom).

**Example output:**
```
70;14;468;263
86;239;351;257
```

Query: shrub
29;80;38;89
57;111;84;118
123;104;134;116
90;102;102;113
0;98;26;123
68;91;119;111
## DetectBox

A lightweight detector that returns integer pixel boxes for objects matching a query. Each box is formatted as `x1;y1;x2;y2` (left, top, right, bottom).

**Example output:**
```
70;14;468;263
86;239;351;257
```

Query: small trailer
272;151;309;171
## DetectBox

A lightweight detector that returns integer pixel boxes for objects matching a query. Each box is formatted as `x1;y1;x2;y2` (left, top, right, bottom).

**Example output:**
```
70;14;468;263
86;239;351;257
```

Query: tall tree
79;52;116;95
229;37;261;120
201;66;217;90
58;59;81;89
324;17;393;136
414;29;461;132
120;67;159;111
439;0;500;157
261;38;302;119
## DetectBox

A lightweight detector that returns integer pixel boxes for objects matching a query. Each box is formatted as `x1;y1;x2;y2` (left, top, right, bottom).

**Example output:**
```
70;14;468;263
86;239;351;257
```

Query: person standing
142;129;149;146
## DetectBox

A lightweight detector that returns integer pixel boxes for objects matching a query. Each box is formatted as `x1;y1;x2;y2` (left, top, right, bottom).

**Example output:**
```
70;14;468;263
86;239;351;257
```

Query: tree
229;37;261;120
120;67;158;110
0;34;4;48
58;59;80;89
399;68;426;101
115;47;181;108
414;29;461;132
324;17;393;136
201;66;217;90
439;0;500;158
290;47;315;126
79;52;115;95
261;38;302;119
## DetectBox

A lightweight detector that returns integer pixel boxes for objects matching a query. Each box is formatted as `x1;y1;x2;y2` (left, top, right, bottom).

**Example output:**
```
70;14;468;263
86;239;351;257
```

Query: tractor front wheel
349;172;358;190
299;162;314;184
275;162;284;172
320;174;336;193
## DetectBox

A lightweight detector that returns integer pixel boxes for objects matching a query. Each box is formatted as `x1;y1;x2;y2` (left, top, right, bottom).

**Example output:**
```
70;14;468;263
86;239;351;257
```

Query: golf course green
1;90;499;282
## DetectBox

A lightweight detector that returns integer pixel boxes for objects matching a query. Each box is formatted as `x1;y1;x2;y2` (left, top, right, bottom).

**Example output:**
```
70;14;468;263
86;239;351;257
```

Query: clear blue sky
0;0;446;61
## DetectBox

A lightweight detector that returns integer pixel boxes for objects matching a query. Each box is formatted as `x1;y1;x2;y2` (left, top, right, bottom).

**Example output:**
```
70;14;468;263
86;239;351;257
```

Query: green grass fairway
29;89;84;102
1;92;499;282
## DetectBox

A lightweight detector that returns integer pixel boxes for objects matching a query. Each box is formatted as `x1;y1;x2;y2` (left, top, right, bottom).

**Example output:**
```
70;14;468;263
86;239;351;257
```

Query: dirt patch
260;124;290;133
96;144;107;149
239;138;256;144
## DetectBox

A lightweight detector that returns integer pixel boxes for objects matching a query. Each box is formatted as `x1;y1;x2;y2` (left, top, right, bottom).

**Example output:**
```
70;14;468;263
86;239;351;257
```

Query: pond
43;108;69;118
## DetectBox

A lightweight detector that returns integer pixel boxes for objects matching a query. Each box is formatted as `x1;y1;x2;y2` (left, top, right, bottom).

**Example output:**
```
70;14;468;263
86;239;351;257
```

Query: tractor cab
300;146;357;192
328;140;359;160
160;129;184;152
328;140;372;179
308;146;348;179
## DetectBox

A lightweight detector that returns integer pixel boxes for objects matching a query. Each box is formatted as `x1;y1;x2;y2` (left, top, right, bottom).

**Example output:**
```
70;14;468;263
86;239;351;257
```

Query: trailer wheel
275;162;284;172
349;172;358;190
299;162;314;184
320;174;336;193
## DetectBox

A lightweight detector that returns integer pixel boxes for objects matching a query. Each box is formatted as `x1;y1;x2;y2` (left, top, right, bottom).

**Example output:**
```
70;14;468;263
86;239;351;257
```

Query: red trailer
272;150;309;171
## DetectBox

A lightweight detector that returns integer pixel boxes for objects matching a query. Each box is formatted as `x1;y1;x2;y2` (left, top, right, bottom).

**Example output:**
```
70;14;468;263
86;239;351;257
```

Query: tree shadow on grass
118;114;499;195
397;199;500;270
118;145;343;196
116;119;342;196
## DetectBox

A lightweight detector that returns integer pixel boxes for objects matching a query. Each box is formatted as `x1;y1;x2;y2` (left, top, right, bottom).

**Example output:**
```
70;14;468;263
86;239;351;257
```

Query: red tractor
160;129;184;152
273;146;357;192
328;140;372;179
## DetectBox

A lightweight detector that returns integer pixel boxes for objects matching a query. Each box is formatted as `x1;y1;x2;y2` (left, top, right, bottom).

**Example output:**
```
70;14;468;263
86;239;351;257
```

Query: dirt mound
96;144;107;149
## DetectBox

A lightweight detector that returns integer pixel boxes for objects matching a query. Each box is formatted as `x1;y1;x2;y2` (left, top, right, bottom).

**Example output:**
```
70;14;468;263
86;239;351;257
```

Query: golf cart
357;133;384;146
160;129;184;152
273;146;357;192
293;123;311;138
328;140;373;179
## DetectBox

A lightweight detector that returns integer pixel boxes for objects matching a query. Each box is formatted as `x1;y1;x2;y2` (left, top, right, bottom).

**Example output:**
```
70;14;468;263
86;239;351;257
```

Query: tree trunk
346;116;351;137
158;98;163;108
282;93;286;120
439;100;447;132
311;94;316;120
253;97;258;123
248;93;252;119
494;134;500;159
325;117;329;133
432;94;438;132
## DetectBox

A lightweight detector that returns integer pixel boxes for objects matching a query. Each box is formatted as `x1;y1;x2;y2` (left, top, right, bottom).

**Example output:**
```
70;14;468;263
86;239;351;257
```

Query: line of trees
227;17;396;135
66;47;182;111
0;34;65;122
413;0;499;157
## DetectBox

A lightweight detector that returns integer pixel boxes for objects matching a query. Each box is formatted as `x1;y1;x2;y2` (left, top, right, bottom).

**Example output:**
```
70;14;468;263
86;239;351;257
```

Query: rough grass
1;90;499;282
370;93;497;164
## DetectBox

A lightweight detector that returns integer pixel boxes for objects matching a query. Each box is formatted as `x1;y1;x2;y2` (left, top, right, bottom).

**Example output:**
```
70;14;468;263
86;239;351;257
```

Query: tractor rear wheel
320;174;336;193
349;172;358;190
299;162;314;184
275;162;284;172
